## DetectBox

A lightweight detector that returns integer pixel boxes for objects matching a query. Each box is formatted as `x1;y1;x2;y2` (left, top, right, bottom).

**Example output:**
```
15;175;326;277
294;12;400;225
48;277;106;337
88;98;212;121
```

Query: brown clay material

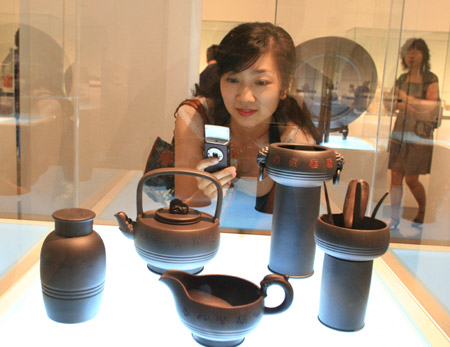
160;270;294;346
40;208;106;323
115;168;223;274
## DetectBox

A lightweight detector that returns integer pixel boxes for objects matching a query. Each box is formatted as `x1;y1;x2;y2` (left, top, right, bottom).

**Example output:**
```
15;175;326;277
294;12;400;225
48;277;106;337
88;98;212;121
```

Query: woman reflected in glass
174;22;318;213
388;38;440;231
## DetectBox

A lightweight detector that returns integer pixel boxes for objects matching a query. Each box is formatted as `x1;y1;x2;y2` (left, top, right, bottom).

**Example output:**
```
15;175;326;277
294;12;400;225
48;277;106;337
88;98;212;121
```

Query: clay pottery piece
40;208;106;323
257;143;342;277
342;179;370;229
115;168;223;274
160;270;294;346
315;213;389;331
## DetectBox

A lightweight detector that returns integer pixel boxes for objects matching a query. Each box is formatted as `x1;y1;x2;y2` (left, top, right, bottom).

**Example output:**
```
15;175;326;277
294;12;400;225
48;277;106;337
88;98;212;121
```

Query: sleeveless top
176;97;311;213
176;97;302;142
391;71;439;143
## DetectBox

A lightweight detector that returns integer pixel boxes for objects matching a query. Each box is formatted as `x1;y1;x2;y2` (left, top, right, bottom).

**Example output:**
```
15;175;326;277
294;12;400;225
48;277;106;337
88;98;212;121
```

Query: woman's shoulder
396;73;409;85
280;121;315;144
175;97;212;139
176;96;210;116
424;71;438;84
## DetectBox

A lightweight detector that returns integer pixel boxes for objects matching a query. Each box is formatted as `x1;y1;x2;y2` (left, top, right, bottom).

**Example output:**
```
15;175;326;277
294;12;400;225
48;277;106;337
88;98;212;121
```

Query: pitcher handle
136;167;223;222
260;274;294;315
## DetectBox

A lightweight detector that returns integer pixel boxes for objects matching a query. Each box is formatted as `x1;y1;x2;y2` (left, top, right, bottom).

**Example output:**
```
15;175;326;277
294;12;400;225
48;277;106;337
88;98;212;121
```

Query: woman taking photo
174;22;318;213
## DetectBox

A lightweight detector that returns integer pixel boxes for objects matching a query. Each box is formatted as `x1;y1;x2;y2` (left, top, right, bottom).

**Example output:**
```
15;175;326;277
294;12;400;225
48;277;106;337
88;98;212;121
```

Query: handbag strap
174;98;210;124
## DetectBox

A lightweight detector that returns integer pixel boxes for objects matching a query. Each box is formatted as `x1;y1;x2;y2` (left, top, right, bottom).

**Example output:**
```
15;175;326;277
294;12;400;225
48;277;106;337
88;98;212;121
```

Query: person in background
198;44;219;95
388;38;440;231
174;22;318;213
354;80;370;111
0;29;19;115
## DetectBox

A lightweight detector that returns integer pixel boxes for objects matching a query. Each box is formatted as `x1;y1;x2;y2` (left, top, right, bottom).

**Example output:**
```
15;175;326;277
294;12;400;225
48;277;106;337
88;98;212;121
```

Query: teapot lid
154;199;201;225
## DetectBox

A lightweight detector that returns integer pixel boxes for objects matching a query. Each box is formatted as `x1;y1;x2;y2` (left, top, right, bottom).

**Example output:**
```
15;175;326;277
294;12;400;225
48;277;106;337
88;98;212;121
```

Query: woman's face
404;48;423;69
220;52;284;129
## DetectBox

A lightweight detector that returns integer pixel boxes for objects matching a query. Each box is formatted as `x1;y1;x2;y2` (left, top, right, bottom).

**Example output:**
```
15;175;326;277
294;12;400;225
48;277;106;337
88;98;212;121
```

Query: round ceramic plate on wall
293;36;378;133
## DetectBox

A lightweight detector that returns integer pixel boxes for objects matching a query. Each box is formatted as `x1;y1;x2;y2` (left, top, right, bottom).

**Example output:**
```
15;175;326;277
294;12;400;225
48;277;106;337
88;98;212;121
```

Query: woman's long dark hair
195;22;319;143
400;38;431;72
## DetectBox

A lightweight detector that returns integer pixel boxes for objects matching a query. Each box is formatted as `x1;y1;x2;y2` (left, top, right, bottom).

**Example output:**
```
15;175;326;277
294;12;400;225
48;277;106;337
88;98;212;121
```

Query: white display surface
0;225;426;346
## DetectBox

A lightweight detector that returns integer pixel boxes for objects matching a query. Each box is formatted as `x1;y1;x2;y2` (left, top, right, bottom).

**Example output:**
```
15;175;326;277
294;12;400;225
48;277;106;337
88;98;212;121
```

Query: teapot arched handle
136;168;223;222
260;274;294;315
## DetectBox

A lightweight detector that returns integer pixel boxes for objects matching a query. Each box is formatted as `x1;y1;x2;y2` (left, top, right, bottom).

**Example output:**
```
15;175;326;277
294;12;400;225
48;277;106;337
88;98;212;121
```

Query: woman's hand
195;157;236;199
396;89;418;113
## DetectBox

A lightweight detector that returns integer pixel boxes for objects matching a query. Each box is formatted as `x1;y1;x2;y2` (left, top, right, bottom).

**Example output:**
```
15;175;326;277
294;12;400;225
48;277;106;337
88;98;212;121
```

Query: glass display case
1;0;449;345
1;223;442;346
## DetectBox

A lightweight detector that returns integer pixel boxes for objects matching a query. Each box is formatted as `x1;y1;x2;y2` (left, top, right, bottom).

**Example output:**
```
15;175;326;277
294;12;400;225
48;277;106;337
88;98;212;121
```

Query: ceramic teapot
160;270;294;347
115;168;223;274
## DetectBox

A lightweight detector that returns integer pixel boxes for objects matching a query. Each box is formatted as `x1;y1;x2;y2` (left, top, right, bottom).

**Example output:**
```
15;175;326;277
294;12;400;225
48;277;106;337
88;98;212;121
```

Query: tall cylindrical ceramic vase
269;184;320;277
257;143;340;278
315;213;389;331
40;208;106;323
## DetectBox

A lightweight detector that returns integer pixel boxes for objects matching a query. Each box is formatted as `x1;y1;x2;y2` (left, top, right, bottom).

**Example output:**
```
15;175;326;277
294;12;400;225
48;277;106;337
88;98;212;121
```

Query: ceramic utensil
342;179;369;229
323;182;334;225
371;191;389;219
257;143;340;277
160;270;294;346
115;167;223;274
41;208;106;323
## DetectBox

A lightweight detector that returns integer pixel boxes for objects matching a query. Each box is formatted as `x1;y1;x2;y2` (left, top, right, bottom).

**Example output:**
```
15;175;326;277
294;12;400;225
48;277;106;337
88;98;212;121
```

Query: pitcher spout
160;270;193;302
114;211;135;240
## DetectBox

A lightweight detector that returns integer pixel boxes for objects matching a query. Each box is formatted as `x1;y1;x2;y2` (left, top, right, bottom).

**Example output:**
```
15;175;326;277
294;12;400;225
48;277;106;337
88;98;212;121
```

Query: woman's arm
382;86;399;115
255;123;314;214
174;105;208;204
174;104;236;206
397;81;440;120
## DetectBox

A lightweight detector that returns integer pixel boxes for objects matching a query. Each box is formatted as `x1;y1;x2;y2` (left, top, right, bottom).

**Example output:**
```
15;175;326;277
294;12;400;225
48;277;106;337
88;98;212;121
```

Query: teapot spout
114;212;135;240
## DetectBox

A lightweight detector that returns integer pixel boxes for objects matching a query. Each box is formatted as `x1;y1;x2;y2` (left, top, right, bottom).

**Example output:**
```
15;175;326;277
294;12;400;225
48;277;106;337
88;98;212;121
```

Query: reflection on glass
0;29;18;116
293;36;378;142
0;23;76;218
387;38;441;237
0;27;20;202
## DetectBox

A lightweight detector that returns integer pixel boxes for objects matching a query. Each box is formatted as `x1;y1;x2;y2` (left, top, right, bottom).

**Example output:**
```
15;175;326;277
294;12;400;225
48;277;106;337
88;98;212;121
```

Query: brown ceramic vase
40;208;106;323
